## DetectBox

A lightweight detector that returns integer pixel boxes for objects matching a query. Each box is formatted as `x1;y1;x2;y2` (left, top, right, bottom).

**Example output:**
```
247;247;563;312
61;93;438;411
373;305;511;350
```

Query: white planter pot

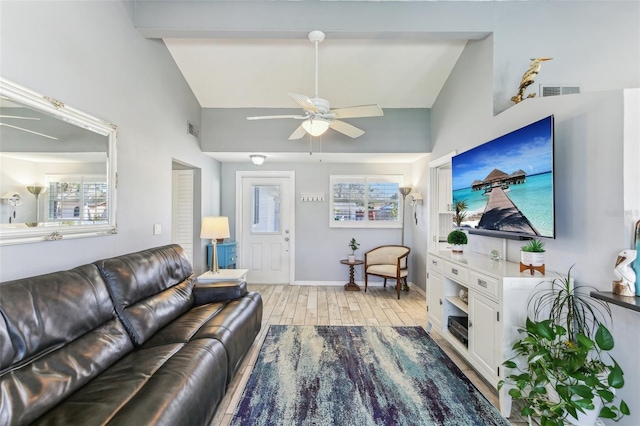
521;251;545;266
452;244;464;253
347;254;356;263
544;378;608;426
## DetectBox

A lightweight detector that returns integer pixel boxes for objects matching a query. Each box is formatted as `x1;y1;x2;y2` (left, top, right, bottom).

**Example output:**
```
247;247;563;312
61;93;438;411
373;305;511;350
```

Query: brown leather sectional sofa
0;244;263;425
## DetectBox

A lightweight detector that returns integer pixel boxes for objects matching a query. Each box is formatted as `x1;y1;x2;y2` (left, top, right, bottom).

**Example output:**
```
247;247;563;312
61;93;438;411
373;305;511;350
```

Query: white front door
237;172;294;284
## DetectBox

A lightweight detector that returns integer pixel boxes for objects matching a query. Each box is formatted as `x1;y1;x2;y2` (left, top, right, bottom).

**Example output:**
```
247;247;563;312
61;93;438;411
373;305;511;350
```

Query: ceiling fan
247;30;383;140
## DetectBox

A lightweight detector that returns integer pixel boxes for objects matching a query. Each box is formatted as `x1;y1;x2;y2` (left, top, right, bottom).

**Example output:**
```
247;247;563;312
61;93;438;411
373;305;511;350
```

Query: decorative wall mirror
0;78;117;245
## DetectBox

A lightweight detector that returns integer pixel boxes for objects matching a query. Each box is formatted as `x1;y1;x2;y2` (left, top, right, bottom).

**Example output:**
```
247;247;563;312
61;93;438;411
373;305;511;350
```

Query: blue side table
207;241;237;269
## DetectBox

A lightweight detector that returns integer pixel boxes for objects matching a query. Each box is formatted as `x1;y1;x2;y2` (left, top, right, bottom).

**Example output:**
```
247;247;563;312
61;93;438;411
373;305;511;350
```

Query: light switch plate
153;223;161;235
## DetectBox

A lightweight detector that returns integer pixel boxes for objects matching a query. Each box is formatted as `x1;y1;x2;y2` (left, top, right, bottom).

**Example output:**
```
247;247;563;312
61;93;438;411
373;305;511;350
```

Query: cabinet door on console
468;291;500;383
427;271;444;330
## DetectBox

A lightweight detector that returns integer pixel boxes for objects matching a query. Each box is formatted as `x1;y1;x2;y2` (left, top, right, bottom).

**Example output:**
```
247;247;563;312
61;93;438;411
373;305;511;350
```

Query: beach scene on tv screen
452;116;554;238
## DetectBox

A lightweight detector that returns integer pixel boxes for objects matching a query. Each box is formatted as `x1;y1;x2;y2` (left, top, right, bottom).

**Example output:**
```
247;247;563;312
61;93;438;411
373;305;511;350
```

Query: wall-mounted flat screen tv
451;115;555;240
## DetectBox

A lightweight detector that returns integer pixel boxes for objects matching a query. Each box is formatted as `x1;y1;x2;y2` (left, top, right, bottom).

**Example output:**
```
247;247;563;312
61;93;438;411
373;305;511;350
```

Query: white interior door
238;173;294;284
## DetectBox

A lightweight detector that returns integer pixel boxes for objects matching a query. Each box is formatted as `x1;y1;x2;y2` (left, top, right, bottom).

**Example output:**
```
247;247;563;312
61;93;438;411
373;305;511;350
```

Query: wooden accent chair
364;245;410;299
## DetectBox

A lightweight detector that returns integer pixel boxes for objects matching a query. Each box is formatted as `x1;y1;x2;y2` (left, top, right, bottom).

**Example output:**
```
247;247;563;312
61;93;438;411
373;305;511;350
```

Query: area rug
230;325;509;425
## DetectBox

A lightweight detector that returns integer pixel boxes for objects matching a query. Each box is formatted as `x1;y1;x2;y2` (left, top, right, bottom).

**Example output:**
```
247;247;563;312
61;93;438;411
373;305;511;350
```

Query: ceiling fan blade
329;120;365;139
331;105;383;119
0;115;39;120
288;124;308;140
0;123;58;140
247;114;307;121
287;92;318;113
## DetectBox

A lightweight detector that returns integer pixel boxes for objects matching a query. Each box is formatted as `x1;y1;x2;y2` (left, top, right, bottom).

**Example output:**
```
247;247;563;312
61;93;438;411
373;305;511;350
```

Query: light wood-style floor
211;284;528;426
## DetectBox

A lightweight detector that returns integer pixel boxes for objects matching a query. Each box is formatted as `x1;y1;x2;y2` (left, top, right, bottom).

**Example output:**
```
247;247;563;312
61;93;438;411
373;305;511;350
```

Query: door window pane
252;185;280;233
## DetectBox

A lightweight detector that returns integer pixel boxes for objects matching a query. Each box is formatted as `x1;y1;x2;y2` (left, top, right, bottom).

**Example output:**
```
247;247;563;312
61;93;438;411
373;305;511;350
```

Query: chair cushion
366;264;408;278
95;244;195;346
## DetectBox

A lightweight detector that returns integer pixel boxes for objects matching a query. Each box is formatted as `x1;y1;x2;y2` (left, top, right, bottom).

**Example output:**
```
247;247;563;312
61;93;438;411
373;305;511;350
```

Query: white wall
0;1;221;280
431;36;640;426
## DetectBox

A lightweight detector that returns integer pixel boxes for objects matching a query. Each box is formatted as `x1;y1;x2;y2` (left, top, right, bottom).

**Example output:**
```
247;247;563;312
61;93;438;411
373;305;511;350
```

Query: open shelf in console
445;295;469;313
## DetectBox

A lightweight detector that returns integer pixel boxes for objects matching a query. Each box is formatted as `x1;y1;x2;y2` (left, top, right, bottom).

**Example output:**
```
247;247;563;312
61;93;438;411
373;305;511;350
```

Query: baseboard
294;280;420;291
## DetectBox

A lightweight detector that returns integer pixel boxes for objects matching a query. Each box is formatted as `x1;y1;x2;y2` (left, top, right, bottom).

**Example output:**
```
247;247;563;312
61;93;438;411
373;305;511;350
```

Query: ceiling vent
187;121;200;140
540;85;580;98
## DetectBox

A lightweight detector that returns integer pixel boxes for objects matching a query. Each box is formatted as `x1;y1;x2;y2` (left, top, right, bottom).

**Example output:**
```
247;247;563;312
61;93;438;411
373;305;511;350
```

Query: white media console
426;250;553;417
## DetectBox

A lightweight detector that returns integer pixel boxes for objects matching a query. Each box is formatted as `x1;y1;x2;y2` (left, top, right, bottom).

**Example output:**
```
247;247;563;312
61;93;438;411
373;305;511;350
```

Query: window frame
329;175;404;229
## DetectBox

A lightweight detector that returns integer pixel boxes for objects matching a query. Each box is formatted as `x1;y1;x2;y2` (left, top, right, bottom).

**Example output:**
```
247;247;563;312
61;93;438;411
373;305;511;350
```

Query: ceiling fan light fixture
250;154;266;165
302;118;330;137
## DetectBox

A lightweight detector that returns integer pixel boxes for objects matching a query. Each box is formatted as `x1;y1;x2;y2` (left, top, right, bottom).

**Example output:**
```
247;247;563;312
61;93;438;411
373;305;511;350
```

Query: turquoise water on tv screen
453;172;554;238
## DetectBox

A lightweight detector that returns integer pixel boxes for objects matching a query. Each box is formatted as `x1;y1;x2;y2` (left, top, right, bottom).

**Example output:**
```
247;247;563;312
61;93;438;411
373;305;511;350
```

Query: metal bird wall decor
511;58;553;104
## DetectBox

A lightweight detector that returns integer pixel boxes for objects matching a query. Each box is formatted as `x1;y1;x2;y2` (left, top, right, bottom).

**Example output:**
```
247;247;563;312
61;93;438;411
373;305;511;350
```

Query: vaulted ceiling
164;35;468;110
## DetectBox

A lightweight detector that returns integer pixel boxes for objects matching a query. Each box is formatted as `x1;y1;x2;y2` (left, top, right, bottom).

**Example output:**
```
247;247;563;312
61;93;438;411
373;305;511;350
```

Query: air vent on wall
540;85;580;97
187;121;200;139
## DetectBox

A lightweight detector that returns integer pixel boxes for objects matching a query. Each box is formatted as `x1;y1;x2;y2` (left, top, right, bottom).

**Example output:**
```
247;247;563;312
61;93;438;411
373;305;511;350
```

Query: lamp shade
27;185;47;196
200;216;230;240
301;118;330;137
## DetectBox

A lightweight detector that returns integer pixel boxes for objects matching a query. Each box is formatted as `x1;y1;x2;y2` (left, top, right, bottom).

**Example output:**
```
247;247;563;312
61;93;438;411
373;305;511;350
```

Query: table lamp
200;216;230;273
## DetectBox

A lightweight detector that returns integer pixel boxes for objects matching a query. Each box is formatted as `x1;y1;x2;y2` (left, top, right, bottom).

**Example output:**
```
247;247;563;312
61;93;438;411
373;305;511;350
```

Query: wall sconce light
409;193;423;206
2;192;22;223
250;154;266;165
200;216;231;273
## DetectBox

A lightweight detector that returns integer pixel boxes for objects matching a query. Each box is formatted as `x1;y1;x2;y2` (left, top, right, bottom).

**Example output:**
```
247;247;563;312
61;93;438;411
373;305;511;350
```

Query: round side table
340;259;364;291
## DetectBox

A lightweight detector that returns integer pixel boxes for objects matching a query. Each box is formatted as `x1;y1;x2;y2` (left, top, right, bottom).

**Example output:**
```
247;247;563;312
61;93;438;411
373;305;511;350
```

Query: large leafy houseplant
499;266;629;425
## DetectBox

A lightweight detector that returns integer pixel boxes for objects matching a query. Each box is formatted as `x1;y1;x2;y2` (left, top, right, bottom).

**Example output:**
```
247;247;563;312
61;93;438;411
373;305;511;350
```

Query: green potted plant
447;229;467;253
348;238;360;262
521;238;545;266
499;266;629;426
453;199;468;227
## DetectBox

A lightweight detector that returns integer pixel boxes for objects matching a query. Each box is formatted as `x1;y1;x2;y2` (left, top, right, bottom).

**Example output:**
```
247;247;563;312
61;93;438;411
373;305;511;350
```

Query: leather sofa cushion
96;244;195;346
0;265;133;425
139;292;263;385
194;280;248;305
193;292;263;384
32;339;228;426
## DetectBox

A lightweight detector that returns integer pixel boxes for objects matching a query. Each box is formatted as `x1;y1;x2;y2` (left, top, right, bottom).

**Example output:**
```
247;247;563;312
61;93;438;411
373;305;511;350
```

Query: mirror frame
0;78;118;245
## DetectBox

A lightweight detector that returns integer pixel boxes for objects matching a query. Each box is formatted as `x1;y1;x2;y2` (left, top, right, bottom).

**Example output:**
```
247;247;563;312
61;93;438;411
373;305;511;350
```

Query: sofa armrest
194;281;248;305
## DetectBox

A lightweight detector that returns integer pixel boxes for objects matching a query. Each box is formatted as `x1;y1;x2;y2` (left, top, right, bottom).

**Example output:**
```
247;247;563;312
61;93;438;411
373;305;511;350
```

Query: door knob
284;237;289;241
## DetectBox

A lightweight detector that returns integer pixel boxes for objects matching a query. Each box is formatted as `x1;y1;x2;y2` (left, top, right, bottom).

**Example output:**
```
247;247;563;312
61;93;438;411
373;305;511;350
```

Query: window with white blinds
330;175;403;228
46;175;108;223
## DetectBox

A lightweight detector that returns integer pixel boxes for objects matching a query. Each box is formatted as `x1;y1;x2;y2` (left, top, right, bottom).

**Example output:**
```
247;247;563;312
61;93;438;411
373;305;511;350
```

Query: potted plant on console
348;238;360;263
521;239;546;274
499;266;629;426
447;230;467;253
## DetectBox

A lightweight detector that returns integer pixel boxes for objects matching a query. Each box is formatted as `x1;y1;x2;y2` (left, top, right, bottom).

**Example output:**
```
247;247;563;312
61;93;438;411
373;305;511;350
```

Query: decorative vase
347;254;356;263
452;244;464;254
521;251;544;267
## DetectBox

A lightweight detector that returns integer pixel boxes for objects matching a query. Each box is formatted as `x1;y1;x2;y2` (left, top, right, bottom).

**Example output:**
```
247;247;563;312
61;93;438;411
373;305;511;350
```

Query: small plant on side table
348;238;360;262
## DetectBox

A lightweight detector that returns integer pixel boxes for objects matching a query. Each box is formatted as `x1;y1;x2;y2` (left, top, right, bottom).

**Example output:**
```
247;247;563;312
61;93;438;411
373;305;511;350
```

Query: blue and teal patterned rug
231;325;509;425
